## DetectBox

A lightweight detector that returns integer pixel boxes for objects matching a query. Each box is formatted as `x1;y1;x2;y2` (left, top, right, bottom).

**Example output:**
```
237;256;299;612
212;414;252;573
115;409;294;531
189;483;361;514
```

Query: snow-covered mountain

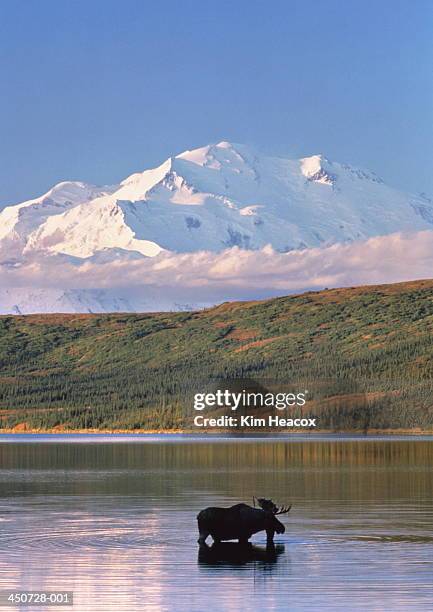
0;181;117;259
0;288;132;315
1;141;432;314
0;287;203;315
2;141;432;260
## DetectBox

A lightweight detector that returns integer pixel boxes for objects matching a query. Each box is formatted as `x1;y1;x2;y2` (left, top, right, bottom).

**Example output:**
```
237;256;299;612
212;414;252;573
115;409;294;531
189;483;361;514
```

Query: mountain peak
175;141;251;174
214;140;236;149
116;157;173;201
1;142;431;262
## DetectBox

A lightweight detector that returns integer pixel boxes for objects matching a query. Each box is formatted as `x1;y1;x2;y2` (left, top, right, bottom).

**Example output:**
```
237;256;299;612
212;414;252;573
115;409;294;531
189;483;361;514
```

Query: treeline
0;280;433;430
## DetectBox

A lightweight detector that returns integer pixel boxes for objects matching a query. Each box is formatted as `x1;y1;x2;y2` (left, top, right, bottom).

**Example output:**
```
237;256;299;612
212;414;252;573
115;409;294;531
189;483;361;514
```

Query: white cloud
1;230;432;308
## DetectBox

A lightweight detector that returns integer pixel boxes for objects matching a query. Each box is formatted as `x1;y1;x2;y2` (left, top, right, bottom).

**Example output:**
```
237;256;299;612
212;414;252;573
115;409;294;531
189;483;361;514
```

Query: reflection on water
0;437;432;611
198;542;286;566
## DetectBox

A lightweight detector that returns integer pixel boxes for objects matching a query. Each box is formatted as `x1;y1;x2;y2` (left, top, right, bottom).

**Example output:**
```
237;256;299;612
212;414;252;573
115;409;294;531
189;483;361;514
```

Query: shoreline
1;428;433;436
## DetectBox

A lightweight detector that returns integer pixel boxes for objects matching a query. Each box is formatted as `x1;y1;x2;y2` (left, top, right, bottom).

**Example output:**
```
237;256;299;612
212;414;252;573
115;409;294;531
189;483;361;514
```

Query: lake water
0;435;432;611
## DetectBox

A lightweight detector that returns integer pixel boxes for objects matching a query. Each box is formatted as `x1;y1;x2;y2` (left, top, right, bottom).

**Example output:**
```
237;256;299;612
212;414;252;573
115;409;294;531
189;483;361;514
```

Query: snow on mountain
0;287;204;314
0;181;116;258
0;287;130;314
1;141;432;314
2;141;432;261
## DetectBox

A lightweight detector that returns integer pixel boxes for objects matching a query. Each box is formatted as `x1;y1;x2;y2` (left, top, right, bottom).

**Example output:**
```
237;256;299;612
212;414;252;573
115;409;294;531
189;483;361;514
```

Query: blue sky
0;0;432;207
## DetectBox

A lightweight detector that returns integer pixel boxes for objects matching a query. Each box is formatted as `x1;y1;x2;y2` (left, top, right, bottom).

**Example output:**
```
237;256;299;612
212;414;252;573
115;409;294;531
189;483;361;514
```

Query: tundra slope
0;279;433;431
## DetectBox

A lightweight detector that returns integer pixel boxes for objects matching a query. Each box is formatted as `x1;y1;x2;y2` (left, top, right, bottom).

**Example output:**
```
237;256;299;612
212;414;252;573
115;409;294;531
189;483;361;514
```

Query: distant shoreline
1;428;433;436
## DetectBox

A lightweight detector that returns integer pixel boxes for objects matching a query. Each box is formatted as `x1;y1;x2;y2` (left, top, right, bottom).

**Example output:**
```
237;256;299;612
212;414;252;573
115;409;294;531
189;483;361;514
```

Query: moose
197;497;292;546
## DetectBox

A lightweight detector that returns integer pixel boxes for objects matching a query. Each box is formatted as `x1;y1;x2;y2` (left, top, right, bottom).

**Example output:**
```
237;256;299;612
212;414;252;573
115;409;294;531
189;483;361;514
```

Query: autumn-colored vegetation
1;279;433;431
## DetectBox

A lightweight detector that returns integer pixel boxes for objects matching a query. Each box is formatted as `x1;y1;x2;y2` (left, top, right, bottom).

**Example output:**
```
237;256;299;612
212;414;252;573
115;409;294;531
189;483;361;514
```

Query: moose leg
266;529;275;544
197;520;210;546
197;513;211;545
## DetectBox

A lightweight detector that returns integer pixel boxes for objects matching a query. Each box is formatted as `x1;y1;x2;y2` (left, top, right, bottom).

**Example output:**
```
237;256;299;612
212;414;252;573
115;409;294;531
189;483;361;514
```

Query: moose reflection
198;541;285;567
197;498;291;546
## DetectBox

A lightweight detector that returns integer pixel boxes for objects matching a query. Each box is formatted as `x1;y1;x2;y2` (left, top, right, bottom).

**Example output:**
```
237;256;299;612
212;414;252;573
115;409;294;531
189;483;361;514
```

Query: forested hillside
1;279;433;431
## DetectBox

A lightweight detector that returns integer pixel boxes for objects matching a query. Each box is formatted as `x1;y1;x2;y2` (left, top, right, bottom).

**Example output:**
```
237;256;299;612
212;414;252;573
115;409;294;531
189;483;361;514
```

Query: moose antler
256;498;275;512
255;497;292;514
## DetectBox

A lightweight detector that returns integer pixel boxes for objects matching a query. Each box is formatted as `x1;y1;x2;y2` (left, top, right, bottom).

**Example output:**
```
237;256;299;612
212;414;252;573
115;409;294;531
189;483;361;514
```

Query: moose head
254;497;292;515
253;497;292;536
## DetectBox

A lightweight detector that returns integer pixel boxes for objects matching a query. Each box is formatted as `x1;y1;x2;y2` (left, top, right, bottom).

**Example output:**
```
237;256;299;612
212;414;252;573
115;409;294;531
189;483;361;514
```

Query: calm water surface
0;436;432;611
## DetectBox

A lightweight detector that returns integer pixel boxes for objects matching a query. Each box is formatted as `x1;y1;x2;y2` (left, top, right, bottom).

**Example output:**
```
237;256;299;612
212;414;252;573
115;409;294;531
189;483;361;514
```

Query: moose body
197;498;291;546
